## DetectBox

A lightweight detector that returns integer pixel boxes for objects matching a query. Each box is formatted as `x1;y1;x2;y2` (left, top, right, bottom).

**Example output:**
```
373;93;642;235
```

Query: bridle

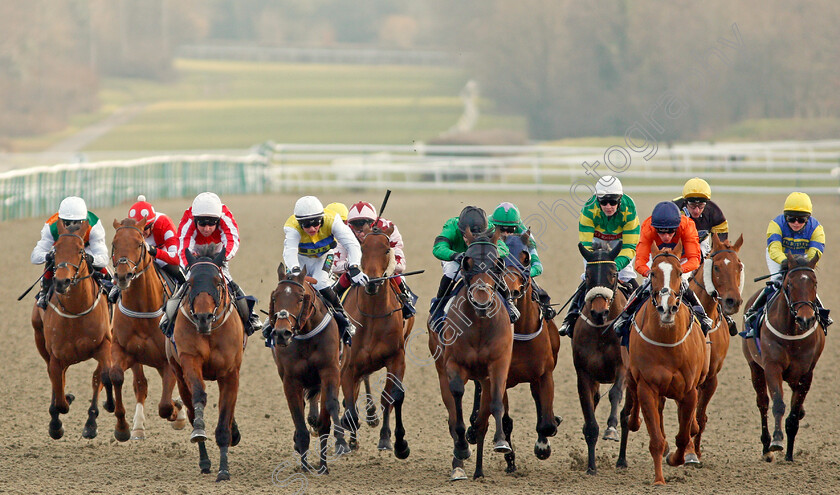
584;259;618;305
463;241;502;313
360;229;392;295
780;266;819;319
179;261;232;332
55;233;95;287
271;278;316;336
650;252;685;309
111;225;154;281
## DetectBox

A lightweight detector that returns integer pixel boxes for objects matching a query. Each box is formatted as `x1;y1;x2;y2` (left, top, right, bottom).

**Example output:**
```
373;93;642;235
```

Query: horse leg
502;392;515;473
637;380;667;485
83;343;111;440
764;363;787;453
667;387;698;468
532;371;557;460
321;366;349;460
363;376;379;427
47;359;71;440
130;364;148;440
284;382;313;473
180;356;211;474
446;364;471;461
382;354;409;459
616;373;637;469
109;345;134;442
215;373;239;482
472;378;492;480
746;360;773;459
339;362;361;451
433;350;467;481
488;359;511;456
577;371;600;474
466;380;481;445
604;367;626;442
306;389;320;435
158;365;187;429
785;370;814;462
693;374;718;461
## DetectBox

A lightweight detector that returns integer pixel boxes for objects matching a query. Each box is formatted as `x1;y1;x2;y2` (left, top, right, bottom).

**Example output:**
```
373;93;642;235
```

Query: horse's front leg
385;352;410;459
576;370;600;474
180;355;211;474
488;358;512;456
637;380;667;485
605;366;626;442
130;364;148;440
693;372;718;461
446;363;470;461
215;372;239;482
82;350;108;440
321;365;349;463
47;359;72;440
616;373;638;469
472;378;492;480
283;381;312;473
786;370;814;461
502;392;515;473
764;363;787;452
339;360;362;450
667;387;698;468
466;380;481;445
533;369;558;459
108;342;134;441
158;364;187;429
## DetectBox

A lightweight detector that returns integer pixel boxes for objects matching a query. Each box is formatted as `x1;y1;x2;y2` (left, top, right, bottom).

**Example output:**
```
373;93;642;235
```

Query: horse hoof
366;415;380;428
505;462;517;474
769;440;784;452
190;429;207;443
616;458;628;470
103;400;115;414
131;429;145;440
494;440;512;454
65;394;75;405
216;470;230;482
554;415;563;426
685;453;702;467
172;418;188;430
586;467;597;476
534;439;551;460
394;441;410;460
82;426;97;439
763;452;775;462
49;426;64;440
378;438;393;451
603;426;620;442
335;440;351;457
665;453;684;467
349;437;359;451
450;467;468;481
466;425;477;445
454;446;471;460
114;428;131;442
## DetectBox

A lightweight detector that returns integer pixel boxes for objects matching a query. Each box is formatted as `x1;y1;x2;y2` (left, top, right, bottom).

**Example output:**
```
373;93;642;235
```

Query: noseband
111;225;153;280
271;279;316;336
782;266;818;318
650;252;684;310
463;241;502;311
55;233;95;286
585;259;618;304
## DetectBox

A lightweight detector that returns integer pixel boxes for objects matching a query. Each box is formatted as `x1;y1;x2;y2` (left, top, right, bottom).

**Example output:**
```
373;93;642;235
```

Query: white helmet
595;176;623;198
191;192;223;218
294;196;324;220
58;196;88;221
347;201;377;222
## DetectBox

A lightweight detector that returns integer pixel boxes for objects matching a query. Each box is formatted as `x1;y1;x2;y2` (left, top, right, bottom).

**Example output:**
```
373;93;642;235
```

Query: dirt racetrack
2;190;839;494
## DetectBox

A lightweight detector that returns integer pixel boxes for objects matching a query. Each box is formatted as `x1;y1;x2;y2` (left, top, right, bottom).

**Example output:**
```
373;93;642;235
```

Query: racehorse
165;244;244;482
572;242;627;475
465;232;560;473
742;253;825;462
340;225;410;458
108;217;187;441
30;220;114;439
616;243;709;485
268;263;350;474
688;233;744;459
427;227;513;481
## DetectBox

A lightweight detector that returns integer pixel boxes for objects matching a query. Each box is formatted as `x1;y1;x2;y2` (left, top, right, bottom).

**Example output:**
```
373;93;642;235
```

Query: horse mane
193;243;222;259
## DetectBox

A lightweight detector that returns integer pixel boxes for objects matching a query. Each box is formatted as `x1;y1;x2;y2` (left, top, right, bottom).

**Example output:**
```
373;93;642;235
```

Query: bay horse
465;232;560;474
688;233;743;460
616;243;709;485
340;225;410;459
427;227;513;481
165;244;244;482
268;263;350;474
30;220;114;439
108;217;187;441
572;241;627;475
742;253;825;462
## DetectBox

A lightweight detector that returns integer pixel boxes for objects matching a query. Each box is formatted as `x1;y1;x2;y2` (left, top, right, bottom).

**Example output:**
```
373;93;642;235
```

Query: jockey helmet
58;196;87;221
129;195;156;222
347;201;377;221
682;177;711;200
192;192;222;218
294;196;324;220
491;202;520;226
651;201;681;229
457;206;488;234
325;202;349;222
783;192;812;216
595;176;623;198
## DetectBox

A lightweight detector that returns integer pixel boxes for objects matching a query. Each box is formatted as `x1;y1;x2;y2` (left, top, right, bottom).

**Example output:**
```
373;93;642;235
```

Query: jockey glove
451;253;465;265
348;265;369;285
148;245;157;257
45;250;55;265
84;253;94;267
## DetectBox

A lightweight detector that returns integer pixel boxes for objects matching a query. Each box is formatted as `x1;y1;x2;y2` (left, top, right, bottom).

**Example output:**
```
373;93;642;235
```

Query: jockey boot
620;277;640;298
160;283;188;337
558;281;585;337
397;278;417;319
333;280;350;300
743;282;776;337
319;287;355;347
684;287;714;335
262;319;274;347
162;263;186;285
497;283;520;323
815;294;833;330
36;275;54;310
611;280;650;337
108;285;121;304
533;284;556;321
93;269;113;294
724;313;738;336
228;280;261;336
430;275;455;318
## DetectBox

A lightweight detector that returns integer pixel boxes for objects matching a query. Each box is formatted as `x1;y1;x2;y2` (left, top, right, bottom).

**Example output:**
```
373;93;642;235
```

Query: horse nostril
724;298;735;307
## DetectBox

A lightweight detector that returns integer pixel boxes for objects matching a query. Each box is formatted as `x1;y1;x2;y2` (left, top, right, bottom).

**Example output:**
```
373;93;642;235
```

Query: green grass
713;118;840;142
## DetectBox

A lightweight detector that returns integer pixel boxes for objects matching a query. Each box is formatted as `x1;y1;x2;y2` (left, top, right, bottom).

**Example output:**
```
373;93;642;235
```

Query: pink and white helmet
347;201;377;222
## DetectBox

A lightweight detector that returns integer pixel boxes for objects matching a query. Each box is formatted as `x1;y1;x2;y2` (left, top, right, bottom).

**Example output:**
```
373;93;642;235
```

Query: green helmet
491;202;521;226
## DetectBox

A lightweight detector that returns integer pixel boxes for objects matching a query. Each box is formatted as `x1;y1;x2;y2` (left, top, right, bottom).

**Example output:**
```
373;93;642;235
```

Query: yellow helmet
783;192;812;215
325;202;349;222
682;177;711;200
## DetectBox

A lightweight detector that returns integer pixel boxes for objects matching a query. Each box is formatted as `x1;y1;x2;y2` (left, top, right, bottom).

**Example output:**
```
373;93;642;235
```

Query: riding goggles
194;217;219;227
598;195;621;206
348;218;374;229
655;227;677;235
785;215;809;225
497;225;518;234
299;217;323;229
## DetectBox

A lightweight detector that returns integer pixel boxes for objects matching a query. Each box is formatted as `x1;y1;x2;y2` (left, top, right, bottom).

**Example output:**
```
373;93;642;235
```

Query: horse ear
520;250;530;267
521;229;531;244
578;242;593;262
491;227;502;244
809;252;820;268
299;265;308;280
137;216;147;230
113;218;121;229
650;242;661;257
213;249;225;267
464;228;475;244
711;232;722;250
673;240;684;258
733;234;744;252
608;242;622;261
185;249;196;266
786;252;796;265
384;223;395;236
278;262;286;281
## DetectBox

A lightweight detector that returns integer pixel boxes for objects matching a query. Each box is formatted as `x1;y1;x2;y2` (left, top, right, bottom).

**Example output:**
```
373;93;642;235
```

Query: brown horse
571;242;627;475
165;244;244;482
688;233;744;460
742;253;825;462
31;220;114;439
340;225;410;458
108;217;187;441
268;263;349;474
616;243;709;485
428;228;513;481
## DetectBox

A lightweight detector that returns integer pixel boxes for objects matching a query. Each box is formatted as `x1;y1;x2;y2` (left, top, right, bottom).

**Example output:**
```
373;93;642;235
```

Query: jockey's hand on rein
45;250;55;265
452;253;465;265
84;253;94;267
348;265;369;285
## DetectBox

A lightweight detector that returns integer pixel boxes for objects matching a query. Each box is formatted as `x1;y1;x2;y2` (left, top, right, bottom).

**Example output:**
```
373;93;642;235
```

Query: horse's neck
57;276;98;311
123;260;164;309
514;285;540;333
355;282;397;311
766;289;793;328
690;274;717;315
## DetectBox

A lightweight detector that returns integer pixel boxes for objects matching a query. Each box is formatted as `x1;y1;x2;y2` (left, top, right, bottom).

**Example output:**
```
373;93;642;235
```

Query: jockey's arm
388;223;407;273
578;210;596;250
766;219;787;265
433;219;460;261
86;220;110;269
678;218;702;274
331;215;361;267
152;217;181;266
495;240;510;258
331;244;349;274
282;226;303;270
708;201;729;242
218;206;240;261
806;223;825;262
634;225;654;278
30;223;55;265
617;214;640;272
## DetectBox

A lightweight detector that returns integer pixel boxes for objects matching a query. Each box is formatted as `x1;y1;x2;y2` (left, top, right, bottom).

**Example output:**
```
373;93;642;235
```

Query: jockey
430;205;519;325
559;176;640;338
742;192;832;337
31;196;110;309
161;192;261;336
107;195;186;303
673;178;728;257
489;201;556;320
331;200;417;319
611;201;714;343
277;195;362;347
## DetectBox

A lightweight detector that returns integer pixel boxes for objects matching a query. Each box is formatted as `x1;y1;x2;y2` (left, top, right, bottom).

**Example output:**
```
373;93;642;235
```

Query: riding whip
367;269;425;283
754;271;784;282
374;189;392;225
18;274;44;301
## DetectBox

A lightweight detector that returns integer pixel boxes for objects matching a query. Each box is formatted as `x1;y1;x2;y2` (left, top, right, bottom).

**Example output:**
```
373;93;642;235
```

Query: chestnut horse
108;217;187;441
268;263;350;474
30;220;114;439
428;228;513;481
742;253;825;462
165;244;244;482
616;244;709;485
688;233;743;460
572;242;627;475
340;225;410;458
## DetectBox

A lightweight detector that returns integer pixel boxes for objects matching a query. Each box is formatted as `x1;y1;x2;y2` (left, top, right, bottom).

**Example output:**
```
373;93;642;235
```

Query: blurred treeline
2;0;838;142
